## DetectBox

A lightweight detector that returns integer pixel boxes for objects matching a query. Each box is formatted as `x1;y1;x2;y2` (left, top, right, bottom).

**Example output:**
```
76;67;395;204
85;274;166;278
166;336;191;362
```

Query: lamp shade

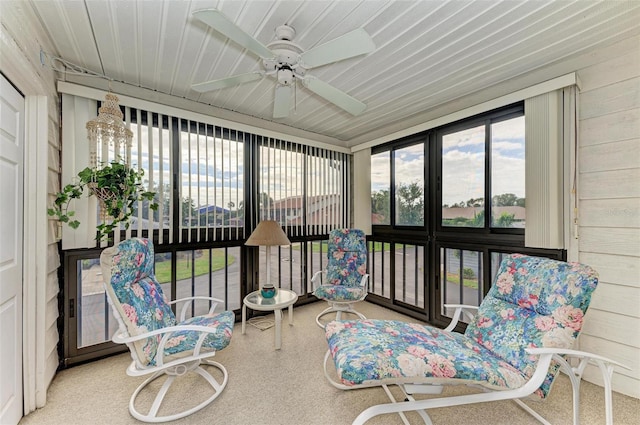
245;220;291;246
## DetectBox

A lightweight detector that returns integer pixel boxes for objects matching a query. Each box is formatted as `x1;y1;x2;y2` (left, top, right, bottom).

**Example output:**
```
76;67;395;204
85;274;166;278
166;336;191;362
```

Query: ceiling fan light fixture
277;67;294;86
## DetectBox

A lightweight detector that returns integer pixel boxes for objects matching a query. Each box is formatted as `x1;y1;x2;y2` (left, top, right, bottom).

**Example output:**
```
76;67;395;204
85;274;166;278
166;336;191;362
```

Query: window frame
371;133;428;232
435;102;525;237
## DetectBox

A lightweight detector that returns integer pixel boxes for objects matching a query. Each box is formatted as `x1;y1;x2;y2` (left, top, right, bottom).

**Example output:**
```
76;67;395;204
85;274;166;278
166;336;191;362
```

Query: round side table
241;289;298;350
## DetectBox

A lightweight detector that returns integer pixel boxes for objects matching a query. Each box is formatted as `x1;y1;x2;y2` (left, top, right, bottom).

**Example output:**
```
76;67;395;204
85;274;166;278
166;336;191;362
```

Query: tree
396;181;424;225
465;197;484;207
470;209;484;227
371;189;390;224
492;193;524;207
181;197;197;225
493;212;516;227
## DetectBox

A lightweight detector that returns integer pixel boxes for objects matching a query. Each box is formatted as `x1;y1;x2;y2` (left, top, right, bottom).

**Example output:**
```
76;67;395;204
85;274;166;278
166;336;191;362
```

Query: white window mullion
311;148;316;236
278;138;283;226
122;107;132;243
157;114;164;245
221;127;227;240
267;140;272;220
323;149;328;234
292;145;304;236
196;126;201;243
235;132;241;240
136;109;143;236
346;153;351;228
178;119;184;243
168;117;174;244
187;122;193;243
332;150;337;231
284;143;289;231
146;113;154;241
213;127;218;241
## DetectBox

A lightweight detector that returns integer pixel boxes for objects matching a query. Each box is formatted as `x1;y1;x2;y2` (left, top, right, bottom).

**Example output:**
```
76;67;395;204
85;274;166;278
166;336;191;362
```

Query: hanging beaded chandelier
86;93;132;166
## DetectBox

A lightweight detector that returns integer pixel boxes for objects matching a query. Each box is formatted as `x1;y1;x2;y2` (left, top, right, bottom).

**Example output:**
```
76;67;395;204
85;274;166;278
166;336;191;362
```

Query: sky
116;124;344;211
107;115;524;213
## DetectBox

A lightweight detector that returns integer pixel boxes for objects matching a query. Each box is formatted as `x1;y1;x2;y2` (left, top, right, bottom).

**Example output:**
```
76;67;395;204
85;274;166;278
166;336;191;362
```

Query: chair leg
128;359;228;423
315;303;367;328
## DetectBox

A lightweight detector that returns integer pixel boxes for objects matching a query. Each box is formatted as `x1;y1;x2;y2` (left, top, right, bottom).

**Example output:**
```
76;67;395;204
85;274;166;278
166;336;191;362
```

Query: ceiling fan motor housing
263;24;306;85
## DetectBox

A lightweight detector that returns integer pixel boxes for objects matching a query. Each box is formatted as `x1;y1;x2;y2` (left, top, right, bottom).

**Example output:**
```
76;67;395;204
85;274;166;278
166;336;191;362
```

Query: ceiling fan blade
192;72;263;93
300;28;375;68
302;77;367;116
193;9;275;59
273;85;292;118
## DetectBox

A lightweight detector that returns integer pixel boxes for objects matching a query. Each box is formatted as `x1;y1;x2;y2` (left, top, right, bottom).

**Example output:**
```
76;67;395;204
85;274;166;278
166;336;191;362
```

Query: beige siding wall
1;1;61;407
576;38;640;398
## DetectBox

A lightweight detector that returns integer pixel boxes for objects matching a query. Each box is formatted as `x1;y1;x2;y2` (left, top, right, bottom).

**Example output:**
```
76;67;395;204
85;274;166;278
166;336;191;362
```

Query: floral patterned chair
100;238;234;423
312;228;369;328
323;254;628;425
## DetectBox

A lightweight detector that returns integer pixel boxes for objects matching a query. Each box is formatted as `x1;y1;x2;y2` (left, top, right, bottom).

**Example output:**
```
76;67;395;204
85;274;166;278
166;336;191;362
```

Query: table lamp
245;220;291;298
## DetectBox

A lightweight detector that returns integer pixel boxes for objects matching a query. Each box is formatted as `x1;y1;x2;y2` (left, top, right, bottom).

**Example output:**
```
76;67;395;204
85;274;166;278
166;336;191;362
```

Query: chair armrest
359;274;370;291
113;322;228;364
442;304;478;331
169;296;225;320
525;347;629;425
113;323;224;344
525;347;630;373
311;270;325;290
113;323;228;373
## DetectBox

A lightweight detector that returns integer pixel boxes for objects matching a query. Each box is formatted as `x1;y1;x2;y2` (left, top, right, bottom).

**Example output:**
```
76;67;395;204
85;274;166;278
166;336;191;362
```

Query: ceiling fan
191;9;375;118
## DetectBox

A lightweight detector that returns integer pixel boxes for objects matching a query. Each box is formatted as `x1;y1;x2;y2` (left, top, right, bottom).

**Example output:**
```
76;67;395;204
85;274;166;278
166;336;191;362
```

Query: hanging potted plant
48;160;158;242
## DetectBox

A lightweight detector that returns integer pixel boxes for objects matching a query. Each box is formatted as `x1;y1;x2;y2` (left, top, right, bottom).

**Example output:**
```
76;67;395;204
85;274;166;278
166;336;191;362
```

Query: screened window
179;122;244;242
371;140;425;228
371;151;390;225
395;144;424;226
490;116;525;228
257;140;350;236
440;110;525;230
441;124;485;228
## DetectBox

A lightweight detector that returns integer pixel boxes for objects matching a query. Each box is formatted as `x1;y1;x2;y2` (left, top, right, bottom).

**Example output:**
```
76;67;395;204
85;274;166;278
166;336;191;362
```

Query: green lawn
154;250;234;283
445;272;479;290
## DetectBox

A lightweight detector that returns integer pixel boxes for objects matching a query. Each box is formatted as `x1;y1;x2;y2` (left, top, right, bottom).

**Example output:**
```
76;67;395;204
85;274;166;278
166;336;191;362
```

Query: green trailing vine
48;160;158;242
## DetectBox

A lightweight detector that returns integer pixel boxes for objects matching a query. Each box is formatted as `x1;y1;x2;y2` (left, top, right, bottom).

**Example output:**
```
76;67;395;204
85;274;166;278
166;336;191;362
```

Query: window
490;116;525;228
365;102;558;328
371;140;425;228
371;151;390;225
440;110;525;231
179;122;244;242
395;144;424;226
441;125;485;228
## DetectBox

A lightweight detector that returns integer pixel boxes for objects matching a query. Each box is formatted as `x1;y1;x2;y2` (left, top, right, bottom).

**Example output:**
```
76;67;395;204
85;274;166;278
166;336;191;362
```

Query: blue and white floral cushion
325;254;598;399
105;238;234;366
314;229;368;301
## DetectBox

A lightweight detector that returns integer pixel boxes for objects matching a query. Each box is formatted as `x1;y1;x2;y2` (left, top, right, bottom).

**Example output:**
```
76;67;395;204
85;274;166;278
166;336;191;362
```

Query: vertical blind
256;137;350;238
60;93;350;249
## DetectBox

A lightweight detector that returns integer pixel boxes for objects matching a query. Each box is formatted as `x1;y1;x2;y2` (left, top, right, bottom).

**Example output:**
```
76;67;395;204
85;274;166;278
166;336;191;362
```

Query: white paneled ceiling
30;0;640;148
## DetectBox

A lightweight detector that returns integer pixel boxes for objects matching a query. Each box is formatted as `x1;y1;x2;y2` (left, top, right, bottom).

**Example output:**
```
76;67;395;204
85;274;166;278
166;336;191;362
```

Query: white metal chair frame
106;294;230;423
323;304;629;425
